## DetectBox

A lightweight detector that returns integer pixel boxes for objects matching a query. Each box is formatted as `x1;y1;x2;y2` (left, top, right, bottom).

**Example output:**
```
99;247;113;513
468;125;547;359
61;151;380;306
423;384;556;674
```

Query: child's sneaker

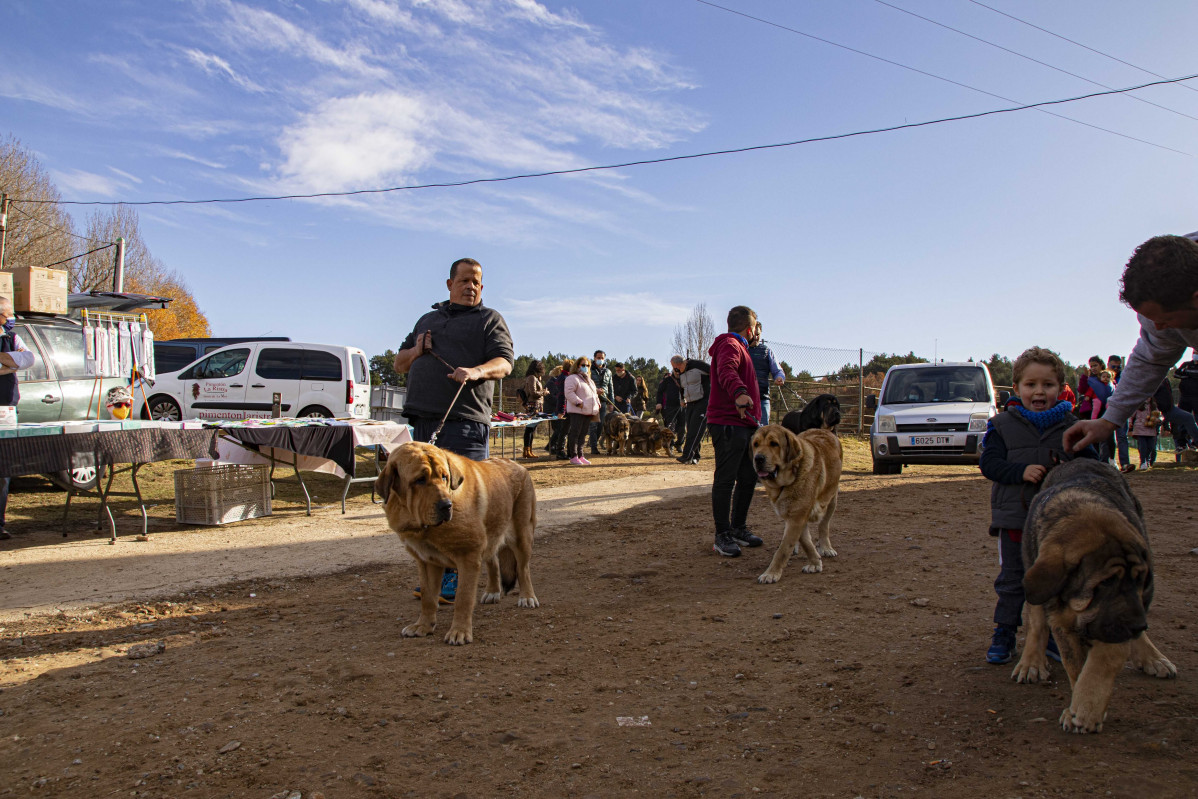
986;624;1017;664
439;570;457;602
1045;634;1062;663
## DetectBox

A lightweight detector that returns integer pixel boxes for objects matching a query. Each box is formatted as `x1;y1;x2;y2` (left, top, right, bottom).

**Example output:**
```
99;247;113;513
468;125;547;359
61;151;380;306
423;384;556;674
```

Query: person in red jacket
707;305;763;557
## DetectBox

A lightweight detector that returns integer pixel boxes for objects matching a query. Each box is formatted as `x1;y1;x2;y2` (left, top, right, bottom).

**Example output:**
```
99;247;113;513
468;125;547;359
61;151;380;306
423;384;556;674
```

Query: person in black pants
676;357;710;464
547;360;573;459
656;359;685;452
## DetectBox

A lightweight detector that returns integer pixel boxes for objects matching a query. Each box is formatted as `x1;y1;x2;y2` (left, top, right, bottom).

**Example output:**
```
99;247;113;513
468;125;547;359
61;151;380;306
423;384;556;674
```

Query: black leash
421;344;471;448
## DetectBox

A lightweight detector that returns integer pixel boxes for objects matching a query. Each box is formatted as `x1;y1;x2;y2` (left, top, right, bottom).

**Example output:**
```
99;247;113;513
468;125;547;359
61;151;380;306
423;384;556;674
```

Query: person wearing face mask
586;350;614;456
564;356;600;465
656;356;686;452
0;297;39;541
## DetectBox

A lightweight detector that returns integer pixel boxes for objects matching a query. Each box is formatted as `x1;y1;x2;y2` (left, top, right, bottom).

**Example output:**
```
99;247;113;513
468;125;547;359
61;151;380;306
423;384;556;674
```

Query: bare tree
0;135;78;271
73;204;159;292
670;302;715;360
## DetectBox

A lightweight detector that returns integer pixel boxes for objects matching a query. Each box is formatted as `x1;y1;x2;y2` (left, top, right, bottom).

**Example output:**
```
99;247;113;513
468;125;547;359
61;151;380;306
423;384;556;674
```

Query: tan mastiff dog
376;441;539;645
750;425;843;583
1014;459;1175;733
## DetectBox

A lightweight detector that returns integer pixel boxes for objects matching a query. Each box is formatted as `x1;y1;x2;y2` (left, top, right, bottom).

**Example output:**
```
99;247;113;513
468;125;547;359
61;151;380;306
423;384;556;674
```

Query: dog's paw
757;571;781;584
444;628;473;645
1133;654;1178;679
818;544;837;558
1011;657;1049;684
1059;707;1103;734
801;562;823;574
401;622;434;638
517;596;540;609
480;591;502;604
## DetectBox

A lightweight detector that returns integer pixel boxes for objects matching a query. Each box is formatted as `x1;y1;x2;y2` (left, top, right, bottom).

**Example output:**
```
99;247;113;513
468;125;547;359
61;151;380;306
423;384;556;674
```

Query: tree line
0;134;209;338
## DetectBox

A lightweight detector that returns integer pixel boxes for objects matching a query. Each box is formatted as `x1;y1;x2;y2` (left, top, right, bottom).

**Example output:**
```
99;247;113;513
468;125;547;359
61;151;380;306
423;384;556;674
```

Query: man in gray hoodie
1067;234;1198;453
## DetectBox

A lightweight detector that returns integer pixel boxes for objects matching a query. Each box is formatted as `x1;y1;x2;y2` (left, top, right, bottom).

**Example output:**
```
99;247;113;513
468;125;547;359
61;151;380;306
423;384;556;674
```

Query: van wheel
145;395;182;422
297;405;333;418
872;460;902;475
46;466;100;492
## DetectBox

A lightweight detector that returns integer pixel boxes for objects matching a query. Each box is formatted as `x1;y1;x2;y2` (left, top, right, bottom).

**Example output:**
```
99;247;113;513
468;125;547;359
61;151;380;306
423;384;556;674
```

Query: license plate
354;404;366;416
910;435;952;446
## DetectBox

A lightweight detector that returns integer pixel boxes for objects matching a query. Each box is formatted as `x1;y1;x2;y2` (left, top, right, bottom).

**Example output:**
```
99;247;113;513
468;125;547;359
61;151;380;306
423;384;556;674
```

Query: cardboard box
10;266;69;314
0;271;12;303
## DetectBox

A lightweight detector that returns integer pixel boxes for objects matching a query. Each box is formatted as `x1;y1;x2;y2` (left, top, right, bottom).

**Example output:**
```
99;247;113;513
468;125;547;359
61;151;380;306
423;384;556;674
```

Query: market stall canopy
67;291;173;314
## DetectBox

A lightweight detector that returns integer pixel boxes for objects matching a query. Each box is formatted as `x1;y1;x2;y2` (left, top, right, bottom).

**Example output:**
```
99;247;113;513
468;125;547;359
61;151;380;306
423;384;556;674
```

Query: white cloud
276;92;432;191
108;167;143;184
52;169;129;198
159;149;227;169
183;48;264;92
504;293;693;327
0;76;93;115
220;1;388;78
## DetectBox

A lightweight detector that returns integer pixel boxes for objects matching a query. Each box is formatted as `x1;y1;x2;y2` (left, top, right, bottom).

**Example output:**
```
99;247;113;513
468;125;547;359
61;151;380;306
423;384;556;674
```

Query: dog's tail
498;547;518;594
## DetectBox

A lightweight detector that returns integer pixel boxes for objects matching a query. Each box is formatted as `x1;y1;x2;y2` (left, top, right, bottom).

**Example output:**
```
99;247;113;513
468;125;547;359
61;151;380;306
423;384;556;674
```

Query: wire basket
174;464;272;525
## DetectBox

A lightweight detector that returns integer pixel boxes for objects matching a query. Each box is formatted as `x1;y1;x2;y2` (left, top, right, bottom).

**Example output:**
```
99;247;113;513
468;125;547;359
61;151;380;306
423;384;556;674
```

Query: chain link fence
761;341;884;435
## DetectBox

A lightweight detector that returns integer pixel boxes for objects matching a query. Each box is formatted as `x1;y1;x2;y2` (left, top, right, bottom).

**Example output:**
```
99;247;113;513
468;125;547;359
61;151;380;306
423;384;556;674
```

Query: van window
303;350;342;382
882;367;990;405
35;325;90;380
186;348;250;380
13;325;50;382
352;354;368;384
256;348;303;380
155;344;198;374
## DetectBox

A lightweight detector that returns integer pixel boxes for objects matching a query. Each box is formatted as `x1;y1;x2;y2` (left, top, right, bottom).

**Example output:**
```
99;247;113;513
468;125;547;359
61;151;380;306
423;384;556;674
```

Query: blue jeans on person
408;416;489;461
1115;421;1130;466
587;404;609;453
759;396;772;426
1135;435;1157;466
994;529;1025;628
614;399;632;415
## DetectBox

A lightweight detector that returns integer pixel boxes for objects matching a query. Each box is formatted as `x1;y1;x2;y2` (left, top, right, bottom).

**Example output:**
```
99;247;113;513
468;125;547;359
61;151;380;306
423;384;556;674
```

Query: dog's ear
375;460;400;503
1024;544;1070;605
445;453;464;491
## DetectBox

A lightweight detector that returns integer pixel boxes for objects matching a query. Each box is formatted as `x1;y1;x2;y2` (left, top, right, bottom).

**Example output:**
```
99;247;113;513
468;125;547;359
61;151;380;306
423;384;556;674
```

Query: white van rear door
350;351;370;418
298;347;345;417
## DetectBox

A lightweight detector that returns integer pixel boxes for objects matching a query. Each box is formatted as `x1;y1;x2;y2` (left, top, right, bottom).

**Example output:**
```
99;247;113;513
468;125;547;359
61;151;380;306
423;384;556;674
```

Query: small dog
781;393;842;435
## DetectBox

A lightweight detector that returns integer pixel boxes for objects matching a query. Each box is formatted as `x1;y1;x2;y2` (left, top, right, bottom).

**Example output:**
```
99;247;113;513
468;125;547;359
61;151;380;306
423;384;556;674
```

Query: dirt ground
1;438;1196;798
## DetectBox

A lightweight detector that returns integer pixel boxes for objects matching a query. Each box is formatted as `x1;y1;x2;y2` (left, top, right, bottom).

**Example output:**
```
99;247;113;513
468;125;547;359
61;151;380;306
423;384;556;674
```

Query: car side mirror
998;390;1011;405
865;394;878;411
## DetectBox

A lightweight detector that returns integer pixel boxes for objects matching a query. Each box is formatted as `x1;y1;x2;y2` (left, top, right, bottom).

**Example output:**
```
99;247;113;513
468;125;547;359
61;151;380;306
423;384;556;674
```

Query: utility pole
0;193;8;270
112;237;125;292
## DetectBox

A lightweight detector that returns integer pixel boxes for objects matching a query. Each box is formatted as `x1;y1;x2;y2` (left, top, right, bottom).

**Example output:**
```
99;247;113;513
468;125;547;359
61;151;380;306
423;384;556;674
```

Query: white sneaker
1138;462;1150;471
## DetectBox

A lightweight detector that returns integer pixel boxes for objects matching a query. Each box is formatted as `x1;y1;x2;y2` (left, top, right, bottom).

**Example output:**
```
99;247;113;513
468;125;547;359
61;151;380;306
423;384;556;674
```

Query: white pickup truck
867;362;997;475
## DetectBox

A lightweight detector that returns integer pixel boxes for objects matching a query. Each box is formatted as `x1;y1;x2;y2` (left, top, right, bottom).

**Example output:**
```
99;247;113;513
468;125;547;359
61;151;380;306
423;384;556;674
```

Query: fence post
857;348;864;435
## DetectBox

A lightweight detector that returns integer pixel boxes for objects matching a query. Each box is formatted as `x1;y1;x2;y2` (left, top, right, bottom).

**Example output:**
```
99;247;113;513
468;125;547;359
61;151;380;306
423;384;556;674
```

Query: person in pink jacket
564;356;600;465
707;305;763;557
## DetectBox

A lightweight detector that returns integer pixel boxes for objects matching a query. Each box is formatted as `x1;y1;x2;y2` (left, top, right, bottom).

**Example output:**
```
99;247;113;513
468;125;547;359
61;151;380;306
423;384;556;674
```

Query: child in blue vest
979;347;1097;664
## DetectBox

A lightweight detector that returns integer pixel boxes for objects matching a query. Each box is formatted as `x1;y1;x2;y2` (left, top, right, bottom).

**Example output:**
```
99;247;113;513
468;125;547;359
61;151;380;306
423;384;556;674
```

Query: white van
867;362;997;474
137;341;371;421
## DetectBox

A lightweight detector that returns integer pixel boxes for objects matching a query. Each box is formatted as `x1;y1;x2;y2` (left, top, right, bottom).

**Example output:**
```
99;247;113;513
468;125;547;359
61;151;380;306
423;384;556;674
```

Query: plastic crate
174;464;272;525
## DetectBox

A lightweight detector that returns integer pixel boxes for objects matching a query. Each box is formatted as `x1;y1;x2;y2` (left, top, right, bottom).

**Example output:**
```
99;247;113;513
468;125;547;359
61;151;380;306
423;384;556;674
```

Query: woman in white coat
563;356;600;465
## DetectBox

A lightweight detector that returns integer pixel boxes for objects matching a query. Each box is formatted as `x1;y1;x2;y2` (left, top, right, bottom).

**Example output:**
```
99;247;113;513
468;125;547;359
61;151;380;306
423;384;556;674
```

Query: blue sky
4;0;1198;372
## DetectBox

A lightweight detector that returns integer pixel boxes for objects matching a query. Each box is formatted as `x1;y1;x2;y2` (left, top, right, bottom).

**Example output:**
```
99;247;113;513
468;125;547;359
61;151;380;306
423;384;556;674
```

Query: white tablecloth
213;422;411;479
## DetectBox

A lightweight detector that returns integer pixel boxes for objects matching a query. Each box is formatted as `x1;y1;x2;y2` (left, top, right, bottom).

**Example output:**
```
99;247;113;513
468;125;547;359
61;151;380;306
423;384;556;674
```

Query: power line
37;243;114;270
9;201;104;245
872;0;1198;123
967;0;1198;95
11;72;1198;208
690;0;1188;156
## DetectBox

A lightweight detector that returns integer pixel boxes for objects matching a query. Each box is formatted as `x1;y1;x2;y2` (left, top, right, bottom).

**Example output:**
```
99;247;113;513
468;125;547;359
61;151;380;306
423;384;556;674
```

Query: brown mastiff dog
376;442;539;645
600;411;631;455
750;425;843;583
1013;458;1175;733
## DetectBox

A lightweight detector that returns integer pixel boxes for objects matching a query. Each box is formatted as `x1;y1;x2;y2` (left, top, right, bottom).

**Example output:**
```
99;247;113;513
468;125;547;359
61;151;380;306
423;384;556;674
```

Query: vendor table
0;421;221;543
489;417;553;458
211;419;412;514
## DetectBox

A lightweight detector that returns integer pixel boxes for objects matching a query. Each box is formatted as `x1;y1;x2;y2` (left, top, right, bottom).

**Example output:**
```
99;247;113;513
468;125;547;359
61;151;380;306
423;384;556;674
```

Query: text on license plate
910;435;952;445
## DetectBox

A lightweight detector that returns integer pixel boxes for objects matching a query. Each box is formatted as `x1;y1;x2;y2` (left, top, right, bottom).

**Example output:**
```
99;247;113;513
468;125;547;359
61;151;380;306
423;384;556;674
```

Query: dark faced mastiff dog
781;393;842;435
1013;459;1176;733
